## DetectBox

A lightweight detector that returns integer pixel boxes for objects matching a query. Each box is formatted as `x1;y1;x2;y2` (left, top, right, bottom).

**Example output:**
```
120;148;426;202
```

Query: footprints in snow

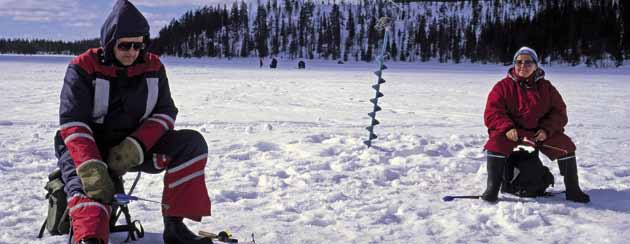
211;133;489;229
0;120;14;126
614;168;630;177
220;133;486;172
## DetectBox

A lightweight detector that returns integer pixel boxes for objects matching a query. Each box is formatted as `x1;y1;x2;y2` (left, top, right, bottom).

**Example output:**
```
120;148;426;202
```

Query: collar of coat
508;67;546;89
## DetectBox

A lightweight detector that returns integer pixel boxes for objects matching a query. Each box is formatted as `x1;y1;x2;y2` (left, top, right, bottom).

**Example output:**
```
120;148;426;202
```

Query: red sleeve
484;82;515;136
59;122;103;168
60;54;104;168
539;83;568;137
131;113;175;150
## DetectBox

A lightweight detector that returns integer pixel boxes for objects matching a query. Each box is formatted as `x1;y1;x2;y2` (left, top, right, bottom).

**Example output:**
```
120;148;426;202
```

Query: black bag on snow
38;169;70;238
501;149;555;197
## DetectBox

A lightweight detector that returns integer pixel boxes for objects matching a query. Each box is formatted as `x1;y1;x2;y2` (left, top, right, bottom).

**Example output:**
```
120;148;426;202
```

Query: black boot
163;216;213;244
78;239;102;244
481;152;506;202
558;155;590;203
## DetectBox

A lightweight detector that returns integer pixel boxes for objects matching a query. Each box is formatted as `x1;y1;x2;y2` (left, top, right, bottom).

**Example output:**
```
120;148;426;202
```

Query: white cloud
66;22;94;27
141;12;180;36
0;0;252;40
0;0;98;23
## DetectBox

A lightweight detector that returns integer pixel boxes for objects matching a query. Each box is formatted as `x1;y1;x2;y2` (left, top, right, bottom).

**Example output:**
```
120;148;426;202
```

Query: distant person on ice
481;46;590;203
55;0;212;243
270;57;278;68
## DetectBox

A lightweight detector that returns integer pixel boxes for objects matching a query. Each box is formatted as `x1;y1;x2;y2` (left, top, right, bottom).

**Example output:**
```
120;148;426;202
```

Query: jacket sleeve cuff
131;114;175;151
125;137;145;165
497;123;515;135
540;126;555;137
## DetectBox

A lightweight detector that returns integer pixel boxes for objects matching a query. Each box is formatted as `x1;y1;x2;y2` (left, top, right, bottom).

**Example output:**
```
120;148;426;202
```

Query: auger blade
374;105;382;112
369;98;378;104
371;119;380;126
381;64;388;70
376;91;384;98
372;84;380;90
374;70;382;77
368;112;376;118
364;140;372;147
378;78;386;84
370;134;378;140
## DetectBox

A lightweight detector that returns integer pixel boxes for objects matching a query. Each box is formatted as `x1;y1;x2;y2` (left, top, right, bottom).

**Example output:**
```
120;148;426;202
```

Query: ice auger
364;16;394;148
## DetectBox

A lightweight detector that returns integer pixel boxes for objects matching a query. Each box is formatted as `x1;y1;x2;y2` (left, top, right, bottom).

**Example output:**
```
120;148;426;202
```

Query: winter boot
481;152;506;202
558;155;590;203
163;216;213;244
78;238;103;244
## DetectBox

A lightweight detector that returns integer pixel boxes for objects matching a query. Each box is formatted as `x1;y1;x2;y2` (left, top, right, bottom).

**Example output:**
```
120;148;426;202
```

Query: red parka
483;68;575;159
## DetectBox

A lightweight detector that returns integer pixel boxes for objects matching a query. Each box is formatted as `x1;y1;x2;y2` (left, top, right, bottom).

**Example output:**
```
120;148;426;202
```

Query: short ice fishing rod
114;193;170;210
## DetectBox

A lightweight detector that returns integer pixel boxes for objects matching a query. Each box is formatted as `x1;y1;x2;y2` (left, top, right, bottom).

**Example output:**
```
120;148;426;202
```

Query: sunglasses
515;60;535;66
117;42;146;51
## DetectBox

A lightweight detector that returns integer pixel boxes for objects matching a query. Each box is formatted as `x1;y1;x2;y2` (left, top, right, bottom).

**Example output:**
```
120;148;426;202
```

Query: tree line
1;0;628;67
0;38;99;56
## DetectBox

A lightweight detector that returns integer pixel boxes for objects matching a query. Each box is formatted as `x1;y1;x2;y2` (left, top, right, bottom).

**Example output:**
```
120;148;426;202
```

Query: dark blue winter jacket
58;0;177;168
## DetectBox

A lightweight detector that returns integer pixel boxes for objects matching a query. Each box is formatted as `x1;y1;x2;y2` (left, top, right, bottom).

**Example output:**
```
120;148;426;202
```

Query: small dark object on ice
199;230;238;243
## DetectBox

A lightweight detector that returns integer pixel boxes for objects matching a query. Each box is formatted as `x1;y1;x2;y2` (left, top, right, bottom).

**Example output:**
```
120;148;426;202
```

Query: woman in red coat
481;47;590;203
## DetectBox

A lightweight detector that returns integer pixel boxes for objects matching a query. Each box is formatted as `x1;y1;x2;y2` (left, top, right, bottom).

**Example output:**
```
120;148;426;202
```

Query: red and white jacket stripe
132;113;176;151
59;48;178;164
59;121;103;168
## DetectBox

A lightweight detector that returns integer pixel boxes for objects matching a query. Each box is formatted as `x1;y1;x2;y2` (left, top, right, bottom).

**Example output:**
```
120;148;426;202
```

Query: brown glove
108;137;144;177
76;160;115;203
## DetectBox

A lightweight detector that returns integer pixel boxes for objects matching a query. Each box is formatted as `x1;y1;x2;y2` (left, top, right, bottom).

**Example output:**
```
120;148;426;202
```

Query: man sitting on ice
54;1;213;243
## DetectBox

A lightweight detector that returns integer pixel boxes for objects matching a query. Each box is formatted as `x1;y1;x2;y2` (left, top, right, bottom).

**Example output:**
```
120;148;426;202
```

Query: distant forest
1;0;628;67
0;38;99;56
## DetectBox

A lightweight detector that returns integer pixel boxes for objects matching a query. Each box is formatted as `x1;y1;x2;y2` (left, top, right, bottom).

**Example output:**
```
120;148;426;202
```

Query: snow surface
0;55;629;244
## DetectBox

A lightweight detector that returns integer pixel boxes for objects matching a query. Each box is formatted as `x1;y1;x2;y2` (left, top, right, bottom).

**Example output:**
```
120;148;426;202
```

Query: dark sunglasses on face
515;60;535;66
117;42;145;51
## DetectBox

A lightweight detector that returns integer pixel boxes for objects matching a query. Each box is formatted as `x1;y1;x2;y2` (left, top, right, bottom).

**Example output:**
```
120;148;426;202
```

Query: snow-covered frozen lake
1;54;629;243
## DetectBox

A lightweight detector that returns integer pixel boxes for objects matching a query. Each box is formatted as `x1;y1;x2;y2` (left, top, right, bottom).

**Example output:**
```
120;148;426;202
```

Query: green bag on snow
38;169;70;237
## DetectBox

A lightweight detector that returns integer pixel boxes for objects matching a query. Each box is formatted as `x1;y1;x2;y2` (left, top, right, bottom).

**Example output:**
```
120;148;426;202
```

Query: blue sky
0;0;233;41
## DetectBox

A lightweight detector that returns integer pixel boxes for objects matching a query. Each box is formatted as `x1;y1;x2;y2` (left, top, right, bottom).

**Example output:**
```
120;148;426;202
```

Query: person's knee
485;136;517;156
547;133;576;153
179;129;208;154
564;137;576;152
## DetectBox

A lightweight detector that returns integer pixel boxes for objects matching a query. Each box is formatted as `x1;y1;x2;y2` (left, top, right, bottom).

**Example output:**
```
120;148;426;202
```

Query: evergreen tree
344;8;356;62
253;5;269;57
271;16;280;56
298;1;315;58
240;1;250;57
330;3;342;60
622;0;630;59
366;16;377;61
222;30;231;58
5;0;626;65
390;38;398;61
